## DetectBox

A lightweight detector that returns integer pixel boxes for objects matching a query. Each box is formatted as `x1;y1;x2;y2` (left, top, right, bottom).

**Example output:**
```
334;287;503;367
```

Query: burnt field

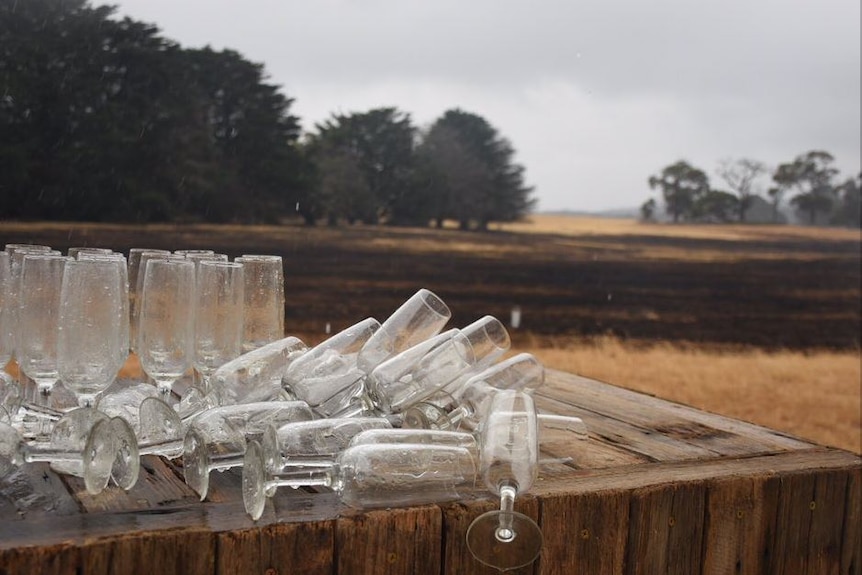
1;218;859;351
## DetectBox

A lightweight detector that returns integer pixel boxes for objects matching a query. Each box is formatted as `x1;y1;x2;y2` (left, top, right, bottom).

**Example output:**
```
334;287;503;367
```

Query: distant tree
311;108;416;224
411;123;491;227
774;150;839;225
766;186;786;224
182;48;304;223
830;174;861;228
0;0;307;224
648;161;710;223
315;141;374;225
639;198;657;222
692;190;739;223
716;158;767;222
414;109;535;230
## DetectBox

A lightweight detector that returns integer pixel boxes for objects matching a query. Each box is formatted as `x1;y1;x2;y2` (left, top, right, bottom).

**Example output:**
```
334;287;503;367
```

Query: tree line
643;153;860;227
0;0;534;229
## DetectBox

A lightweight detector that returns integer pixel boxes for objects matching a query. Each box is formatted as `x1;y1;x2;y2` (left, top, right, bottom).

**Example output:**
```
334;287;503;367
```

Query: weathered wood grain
538;488;630;575
701;476;771;575
334;505;442;575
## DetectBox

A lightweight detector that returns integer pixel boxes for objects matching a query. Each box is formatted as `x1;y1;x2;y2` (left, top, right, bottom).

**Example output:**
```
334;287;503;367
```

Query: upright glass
138;258;196;399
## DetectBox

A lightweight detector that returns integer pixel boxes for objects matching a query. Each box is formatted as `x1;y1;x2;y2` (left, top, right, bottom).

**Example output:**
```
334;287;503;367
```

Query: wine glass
208;335;307;407
57;258;126;410
182;400;314;500
16;254;69;401
404;352;544;431
260;417;393;475
282;317;380;415
77;252;131;379
126;248;171;351
194;261;244;393
466;389;544;571
355;288;451;373
243;433;478;521
137;258;196;400
128;250;177;355
363;315;510;415
234;255;284;353
0;415;136;494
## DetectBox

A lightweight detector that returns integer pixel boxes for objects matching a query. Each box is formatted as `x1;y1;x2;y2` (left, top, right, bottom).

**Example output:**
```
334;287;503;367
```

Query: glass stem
496;483;518;542
280;455;338;469
24;447;81;464
139;438;184;459
267;467;333;490
207;452;243;472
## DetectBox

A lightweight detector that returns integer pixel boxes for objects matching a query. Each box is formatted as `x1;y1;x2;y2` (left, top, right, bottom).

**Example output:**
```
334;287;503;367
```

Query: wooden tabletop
1;370;859;575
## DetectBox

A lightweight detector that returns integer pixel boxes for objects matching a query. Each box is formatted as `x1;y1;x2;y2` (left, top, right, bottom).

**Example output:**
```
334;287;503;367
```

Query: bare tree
716;158;767;223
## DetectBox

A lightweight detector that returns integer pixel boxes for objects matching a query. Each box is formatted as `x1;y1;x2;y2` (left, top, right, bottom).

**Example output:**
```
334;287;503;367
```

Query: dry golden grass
522;335;861;454
497;214;861;242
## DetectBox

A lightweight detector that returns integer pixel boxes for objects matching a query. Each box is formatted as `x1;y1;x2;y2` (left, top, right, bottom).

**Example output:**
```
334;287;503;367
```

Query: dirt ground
2;218;858;351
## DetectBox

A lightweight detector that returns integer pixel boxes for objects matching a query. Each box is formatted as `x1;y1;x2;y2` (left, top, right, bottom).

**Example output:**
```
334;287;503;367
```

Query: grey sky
107;0;860;212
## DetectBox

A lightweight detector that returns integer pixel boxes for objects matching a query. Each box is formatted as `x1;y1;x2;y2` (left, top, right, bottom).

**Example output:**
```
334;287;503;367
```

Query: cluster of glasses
0;243;588;571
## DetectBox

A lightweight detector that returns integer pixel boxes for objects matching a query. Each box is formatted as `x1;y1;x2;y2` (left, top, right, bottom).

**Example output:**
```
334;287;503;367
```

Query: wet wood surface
1;369;859;574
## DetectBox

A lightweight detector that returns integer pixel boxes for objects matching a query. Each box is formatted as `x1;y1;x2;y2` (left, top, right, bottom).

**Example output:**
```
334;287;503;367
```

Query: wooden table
1;370;859;574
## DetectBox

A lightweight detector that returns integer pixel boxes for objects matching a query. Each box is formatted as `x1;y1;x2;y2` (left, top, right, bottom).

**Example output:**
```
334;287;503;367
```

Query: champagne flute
235;255;284;353
194;261;244;393
208;335;307;407
57;259;126;409
363;315;510;415
137;258;196;400
16;254;69;400
404;352;545;431
466;390;544;571
77;252;130;379
55;259;137;491
243;434;478;521
355;288;451;373
0;415;136;494
128;250;177;356
127;248;171;352
281;318;380;415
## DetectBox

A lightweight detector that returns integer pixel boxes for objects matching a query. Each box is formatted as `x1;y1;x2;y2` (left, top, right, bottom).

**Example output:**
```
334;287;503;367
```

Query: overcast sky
106;0;860;213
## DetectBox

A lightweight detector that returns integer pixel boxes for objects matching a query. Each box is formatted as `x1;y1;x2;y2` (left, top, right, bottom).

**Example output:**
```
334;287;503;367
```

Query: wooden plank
0;543;79;575
841;467;861;575
70;456;199;513
535;394;719;463
538;488;629;575
533;448;860;498
80;528;215;575
701;476;772;575
537;417;648;470
215;521;334;575
624;481;707;575
541;370;814;455
767;470;817;575
808;469;851;575
335;505;442;575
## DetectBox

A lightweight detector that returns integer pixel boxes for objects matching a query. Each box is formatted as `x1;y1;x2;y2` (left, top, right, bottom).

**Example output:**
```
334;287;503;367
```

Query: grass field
1;215;859;452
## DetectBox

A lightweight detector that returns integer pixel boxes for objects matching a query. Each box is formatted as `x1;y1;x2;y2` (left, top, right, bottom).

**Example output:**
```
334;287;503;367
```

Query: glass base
242;440;267;521
466;510;543;571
